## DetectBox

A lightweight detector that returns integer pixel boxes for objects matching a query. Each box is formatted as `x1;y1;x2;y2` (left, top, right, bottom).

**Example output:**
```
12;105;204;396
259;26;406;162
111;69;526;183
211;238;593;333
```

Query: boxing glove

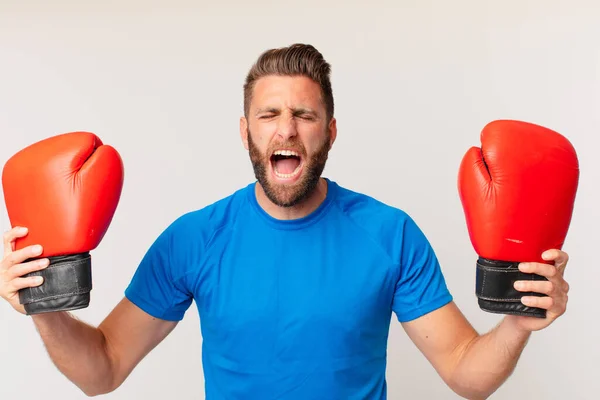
458;120;579;318
2;131;124;315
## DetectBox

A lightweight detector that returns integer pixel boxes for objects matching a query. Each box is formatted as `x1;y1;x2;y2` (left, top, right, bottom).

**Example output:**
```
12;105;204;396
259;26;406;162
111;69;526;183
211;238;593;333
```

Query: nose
276;113;298;141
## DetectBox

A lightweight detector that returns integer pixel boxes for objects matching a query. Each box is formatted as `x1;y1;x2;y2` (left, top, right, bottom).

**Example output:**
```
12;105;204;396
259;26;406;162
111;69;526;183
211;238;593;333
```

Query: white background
1;1;598;399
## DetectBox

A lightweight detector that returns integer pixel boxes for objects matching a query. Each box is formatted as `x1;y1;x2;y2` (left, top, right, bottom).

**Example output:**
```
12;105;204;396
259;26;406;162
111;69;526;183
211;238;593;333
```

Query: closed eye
293;111;317;121
255;108;318;121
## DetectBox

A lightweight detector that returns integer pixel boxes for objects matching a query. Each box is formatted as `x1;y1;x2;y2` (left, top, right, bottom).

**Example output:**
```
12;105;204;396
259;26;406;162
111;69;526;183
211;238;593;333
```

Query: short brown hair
243;43;334;122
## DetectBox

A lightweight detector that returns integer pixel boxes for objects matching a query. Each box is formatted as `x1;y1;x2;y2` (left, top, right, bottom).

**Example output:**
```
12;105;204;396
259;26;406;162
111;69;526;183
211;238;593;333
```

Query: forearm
31;312;115;396
449;316;531;399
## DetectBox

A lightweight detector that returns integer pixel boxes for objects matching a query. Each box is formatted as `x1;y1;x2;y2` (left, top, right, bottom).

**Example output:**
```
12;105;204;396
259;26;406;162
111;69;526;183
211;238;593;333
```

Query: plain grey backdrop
1;1;598;399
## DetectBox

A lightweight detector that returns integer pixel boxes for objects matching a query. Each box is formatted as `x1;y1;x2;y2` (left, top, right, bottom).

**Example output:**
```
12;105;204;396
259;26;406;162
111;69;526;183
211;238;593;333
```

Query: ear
328;117;338;149
240;116;249;150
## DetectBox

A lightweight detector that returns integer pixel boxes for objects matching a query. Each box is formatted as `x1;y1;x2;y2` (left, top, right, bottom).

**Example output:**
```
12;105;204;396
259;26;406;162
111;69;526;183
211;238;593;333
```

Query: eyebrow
255;107;279;115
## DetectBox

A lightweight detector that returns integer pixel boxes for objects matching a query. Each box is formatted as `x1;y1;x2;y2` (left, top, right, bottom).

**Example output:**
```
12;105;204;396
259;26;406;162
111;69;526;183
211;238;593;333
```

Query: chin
264;172;309;208
261;168;316;209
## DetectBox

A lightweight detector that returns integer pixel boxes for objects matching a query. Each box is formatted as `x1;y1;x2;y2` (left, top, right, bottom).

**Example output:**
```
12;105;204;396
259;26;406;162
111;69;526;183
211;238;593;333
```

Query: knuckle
13;275;41;290
13;248;33;264
6;252;18;265
14;260;44;278
30;260;47;274
526;297;536;306
523;296;537;307
9;265;25;279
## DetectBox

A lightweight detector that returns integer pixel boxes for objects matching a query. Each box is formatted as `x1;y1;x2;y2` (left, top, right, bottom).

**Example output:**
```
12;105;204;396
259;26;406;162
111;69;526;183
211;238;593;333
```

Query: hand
508;249;570;332
0;226;49;314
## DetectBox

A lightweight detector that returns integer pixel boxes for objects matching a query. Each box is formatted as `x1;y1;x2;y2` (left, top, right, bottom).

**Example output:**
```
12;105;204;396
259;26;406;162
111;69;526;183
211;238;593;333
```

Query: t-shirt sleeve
392;215;453;322
125;221;193;321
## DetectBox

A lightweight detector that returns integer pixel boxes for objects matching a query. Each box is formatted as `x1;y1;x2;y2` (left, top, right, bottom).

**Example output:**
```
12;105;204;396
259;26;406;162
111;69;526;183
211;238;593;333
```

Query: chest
187;222;399;362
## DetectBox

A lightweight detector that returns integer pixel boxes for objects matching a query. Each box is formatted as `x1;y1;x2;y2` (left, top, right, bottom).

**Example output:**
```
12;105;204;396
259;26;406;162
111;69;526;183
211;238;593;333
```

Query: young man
0;43;570;399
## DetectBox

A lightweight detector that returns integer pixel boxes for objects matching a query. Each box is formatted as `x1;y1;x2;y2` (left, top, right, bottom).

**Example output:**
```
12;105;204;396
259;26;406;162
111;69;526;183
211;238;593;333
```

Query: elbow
82;330;124;396
81;383;116;397
445;348;514;399
453;389;493;400
448;386;492;400
78;365;122;397
82;389;108;398
81;381;120;397
56;365;121;397
446;376;500;400
447;363;518;399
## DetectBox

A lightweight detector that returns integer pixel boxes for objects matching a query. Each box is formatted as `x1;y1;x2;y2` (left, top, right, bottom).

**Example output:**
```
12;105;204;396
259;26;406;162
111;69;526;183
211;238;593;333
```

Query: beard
247;129;331;208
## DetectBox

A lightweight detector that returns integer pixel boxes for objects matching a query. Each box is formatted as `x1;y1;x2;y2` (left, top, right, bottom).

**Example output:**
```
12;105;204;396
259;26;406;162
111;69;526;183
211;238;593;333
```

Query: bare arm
31;298;177;396
1;227;178;396
402;302;529;400
402;251;570;399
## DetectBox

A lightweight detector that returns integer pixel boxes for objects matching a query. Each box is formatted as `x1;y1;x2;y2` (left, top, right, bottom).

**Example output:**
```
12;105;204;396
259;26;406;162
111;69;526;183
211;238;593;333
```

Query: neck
255;178;328;220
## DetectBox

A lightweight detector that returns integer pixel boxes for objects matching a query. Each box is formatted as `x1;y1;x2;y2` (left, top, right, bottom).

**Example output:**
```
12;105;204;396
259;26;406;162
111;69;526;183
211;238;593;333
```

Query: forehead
251;75;323;110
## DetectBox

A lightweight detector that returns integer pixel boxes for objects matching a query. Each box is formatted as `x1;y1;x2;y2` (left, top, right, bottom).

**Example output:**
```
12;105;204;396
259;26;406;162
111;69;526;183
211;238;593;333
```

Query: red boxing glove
458;120;579;318
2;132;124;315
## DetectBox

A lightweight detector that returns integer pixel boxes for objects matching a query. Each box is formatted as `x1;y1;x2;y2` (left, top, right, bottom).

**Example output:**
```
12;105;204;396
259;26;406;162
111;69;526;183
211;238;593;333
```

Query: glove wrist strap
19;252;92;315
475;257;547;318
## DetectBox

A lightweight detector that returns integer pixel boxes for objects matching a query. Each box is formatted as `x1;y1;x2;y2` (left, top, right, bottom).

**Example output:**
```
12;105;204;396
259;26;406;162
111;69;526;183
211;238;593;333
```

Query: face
241;75;336;208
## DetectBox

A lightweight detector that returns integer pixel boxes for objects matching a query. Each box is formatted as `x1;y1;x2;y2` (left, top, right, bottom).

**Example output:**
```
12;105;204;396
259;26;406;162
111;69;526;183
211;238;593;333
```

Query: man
0;43;570;399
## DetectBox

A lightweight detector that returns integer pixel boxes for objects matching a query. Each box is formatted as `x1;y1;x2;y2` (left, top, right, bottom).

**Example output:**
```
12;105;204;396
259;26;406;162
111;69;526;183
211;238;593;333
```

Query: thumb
542;249;569;270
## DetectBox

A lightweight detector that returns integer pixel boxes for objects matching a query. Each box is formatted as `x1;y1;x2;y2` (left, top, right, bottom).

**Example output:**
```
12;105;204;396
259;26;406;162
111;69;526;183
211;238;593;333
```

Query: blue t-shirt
125;178;452;399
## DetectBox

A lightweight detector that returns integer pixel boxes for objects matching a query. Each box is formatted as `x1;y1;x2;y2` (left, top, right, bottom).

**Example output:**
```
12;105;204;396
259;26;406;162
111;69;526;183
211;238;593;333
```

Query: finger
9;275;44;292
8;258;49;280
542;249;569;270
520;294;555;311
514;279;556;296
4;244;43;269
2;227;28;256
519;261;561;280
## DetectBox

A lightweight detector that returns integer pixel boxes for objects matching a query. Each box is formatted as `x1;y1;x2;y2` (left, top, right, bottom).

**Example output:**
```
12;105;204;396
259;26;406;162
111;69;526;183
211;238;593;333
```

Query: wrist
31;311;72;331
501;315;534;338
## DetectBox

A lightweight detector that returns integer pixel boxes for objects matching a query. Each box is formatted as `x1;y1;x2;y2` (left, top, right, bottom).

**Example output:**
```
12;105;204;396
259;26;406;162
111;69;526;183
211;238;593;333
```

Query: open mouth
270;149;303;180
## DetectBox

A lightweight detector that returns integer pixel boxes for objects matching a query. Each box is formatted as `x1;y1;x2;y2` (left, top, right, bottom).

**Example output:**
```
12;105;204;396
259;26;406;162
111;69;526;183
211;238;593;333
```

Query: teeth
273;149;299;157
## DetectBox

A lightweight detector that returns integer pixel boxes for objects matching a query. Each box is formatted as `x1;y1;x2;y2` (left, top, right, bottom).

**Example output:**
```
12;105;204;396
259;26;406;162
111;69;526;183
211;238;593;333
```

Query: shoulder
333;181;411;222
158;183;253;249
328;181;452;322
135;183;253;283
331;180;425;242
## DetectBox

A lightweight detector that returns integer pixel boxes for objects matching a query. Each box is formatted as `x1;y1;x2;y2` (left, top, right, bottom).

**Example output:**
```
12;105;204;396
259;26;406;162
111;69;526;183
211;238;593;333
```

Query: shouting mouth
270;149;304;181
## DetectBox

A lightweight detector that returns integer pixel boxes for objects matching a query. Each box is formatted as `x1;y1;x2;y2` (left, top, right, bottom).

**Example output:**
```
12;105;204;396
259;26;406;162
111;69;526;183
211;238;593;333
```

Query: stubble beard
247;129;331;208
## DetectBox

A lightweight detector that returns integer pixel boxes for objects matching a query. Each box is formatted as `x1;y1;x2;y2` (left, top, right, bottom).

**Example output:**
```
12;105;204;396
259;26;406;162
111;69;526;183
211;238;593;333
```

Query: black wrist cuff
475;257;547;318
19;252;92;315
